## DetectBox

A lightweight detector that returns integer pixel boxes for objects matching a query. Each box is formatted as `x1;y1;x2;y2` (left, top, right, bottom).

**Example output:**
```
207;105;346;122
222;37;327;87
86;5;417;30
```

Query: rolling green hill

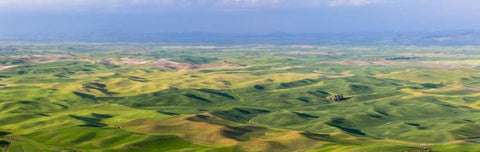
1;44;480;151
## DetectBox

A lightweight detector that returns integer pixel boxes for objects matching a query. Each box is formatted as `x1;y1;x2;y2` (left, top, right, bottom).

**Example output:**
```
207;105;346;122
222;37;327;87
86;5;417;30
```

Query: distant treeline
0;47;18;52
384;57;419;60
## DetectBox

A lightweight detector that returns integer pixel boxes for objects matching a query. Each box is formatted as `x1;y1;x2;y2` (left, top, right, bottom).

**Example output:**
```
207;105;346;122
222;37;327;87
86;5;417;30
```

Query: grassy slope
1;45;480;151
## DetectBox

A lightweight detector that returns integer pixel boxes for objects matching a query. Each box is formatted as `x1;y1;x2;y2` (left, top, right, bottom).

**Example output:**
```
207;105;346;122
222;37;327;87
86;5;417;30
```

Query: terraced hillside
1;43;480;151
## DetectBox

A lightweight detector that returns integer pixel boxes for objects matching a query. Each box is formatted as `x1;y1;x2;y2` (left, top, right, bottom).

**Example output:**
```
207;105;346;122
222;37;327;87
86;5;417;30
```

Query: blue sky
1;0;480;34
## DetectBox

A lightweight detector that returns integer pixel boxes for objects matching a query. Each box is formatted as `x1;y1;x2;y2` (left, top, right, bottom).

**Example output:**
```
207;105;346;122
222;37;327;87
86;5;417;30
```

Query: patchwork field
1;43;480;151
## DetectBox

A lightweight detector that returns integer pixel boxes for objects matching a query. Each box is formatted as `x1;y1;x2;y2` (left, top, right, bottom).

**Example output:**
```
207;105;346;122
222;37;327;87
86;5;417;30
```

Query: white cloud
0;0;383;12
328;0;383;6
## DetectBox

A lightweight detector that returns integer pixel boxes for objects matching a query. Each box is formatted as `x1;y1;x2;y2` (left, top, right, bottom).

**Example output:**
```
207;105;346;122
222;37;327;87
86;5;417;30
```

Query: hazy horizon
1;0;480;35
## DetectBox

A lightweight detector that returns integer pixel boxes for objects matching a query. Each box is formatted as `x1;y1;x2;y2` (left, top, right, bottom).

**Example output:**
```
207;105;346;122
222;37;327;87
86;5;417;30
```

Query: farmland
1;43;480;151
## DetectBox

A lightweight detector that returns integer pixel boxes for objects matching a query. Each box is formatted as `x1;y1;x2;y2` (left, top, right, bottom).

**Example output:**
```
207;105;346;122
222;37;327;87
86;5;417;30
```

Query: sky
1;0;480;34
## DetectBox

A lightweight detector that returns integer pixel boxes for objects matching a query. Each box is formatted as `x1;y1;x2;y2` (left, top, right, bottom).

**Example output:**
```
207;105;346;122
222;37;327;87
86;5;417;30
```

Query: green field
1;43;480;151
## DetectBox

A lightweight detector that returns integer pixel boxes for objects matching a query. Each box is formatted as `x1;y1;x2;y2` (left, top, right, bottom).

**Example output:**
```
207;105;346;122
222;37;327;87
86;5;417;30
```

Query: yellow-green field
1;44;480;151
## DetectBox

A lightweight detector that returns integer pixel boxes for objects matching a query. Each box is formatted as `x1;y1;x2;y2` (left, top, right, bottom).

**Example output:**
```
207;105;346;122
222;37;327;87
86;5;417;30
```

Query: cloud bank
0;0;384;12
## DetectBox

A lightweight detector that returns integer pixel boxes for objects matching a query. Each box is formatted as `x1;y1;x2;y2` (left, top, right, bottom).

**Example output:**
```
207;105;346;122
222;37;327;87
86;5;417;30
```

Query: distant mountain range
1;30;480;45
